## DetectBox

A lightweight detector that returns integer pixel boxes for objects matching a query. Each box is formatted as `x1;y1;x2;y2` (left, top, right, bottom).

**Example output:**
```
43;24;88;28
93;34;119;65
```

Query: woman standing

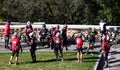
76;33;83;62
9;32;22;65
53;32;64;61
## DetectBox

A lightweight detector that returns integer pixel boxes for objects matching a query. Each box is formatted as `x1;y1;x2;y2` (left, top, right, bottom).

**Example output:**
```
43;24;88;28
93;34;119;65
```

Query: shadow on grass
20;59;57;64
36;59;57;63
65;56;98;62
19;52;99;64
84;57;98;60
65;58;97;62
83;52;99;55
83;58;97;62
65;58;77;61
20;56;98;64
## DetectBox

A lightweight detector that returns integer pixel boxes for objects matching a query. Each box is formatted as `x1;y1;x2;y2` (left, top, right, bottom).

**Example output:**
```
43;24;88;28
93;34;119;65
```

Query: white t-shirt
99;22;106;31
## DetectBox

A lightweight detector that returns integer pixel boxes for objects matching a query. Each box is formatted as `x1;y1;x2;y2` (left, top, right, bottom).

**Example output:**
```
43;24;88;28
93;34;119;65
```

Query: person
86;28;97;55
53;32;64;61
99;19;108;44
29;32;37;63
75;33;83;62
53;25;61;36
9;32;22;65
102;37;110;68
99;19;108;34
49;26;56;49
52;25;62;48
39;24;49;48
4;20;11;49
116;33;120;44
17;29;22;41
62;24;68;50
85;29;89;42
25;21;33;46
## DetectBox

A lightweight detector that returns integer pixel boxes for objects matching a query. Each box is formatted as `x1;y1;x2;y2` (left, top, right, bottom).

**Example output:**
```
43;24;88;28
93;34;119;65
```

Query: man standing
86;28;97;55
62;24;68;50
99;19;108;34
4;20;11;49
39;24;48;47
99;19;108;44
53;32;64;61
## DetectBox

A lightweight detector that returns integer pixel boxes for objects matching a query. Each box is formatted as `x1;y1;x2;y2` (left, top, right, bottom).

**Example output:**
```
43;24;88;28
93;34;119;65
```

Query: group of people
4;20;68;64
3;19;119;67
73;19;117;67
37;23;68;61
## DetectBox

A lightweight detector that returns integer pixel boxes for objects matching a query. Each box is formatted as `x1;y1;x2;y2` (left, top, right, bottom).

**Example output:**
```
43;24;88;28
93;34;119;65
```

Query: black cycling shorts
89;39;95;44
54;44;62;53
77;47;83;53
11;50;19;57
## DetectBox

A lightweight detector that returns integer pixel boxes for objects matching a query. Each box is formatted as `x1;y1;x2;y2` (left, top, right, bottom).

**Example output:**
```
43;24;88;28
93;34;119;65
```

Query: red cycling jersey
4;23;10;35
76;37;83;48
10;37;20;51
102;40;110;53
53;29;59;37
53;36;62;44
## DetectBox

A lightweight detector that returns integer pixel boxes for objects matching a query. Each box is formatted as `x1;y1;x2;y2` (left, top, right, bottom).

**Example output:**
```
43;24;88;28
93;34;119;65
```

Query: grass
0;51;98;70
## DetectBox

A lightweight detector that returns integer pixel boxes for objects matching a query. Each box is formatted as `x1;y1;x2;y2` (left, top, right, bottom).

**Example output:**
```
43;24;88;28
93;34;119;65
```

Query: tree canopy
0;0;120;25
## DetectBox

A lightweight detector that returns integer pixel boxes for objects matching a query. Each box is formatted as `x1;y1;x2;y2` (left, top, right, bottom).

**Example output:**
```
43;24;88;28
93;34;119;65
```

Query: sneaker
9;62;13;65
15;63;19;65
9;62;12;65
66;48;68;50
30;61;35;63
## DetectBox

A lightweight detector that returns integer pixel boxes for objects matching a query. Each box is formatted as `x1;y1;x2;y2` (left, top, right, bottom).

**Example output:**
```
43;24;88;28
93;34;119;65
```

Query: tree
96;0;120;25
1;0;120;25
0;0;5;21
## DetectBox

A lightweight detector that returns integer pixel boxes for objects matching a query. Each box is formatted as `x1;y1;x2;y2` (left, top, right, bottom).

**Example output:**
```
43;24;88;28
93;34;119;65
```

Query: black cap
42;24;46;28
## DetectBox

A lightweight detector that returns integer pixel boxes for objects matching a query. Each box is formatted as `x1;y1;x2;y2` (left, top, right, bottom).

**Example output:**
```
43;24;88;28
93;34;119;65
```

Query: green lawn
0;51;98;70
